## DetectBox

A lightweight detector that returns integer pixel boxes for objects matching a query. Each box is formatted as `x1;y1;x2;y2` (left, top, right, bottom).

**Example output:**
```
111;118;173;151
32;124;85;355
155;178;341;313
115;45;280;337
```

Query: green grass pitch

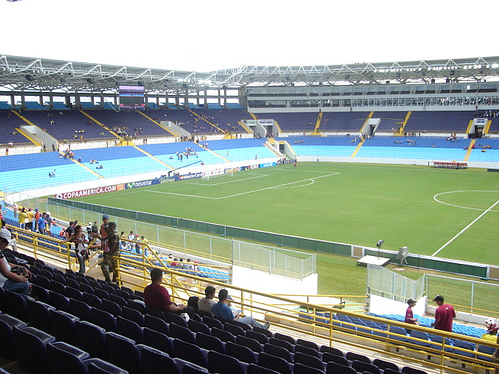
81;162;499;266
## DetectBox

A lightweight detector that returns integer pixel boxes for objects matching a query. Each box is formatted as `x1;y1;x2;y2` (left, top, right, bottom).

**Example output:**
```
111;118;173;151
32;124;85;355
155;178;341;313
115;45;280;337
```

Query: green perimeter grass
79;162;499;265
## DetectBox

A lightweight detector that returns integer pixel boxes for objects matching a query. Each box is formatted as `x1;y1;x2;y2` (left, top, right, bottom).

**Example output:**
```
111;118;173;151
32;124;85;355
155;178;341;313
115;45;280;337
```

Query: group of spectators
13;205;55;236
143;268;270;330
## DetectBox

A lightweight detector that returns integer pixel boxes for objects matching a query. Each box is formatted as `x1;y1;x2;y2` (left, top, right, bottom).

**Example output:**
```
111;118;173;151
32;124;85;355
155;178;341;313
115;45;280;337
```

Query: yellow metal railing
9;225;499;374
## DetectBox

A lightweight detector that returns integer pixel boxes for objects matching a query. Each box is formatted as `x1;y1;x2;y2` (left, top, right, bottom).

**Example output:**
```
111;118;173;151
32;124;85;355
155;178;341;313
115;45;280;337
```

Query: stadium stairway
137;111;178;137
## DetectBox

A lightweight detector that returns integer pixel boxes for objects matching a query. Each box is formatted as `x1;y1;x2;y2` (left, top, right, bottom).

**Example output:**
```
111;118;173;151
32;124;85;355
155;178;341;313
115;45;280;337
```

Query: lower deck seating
0;260;431;374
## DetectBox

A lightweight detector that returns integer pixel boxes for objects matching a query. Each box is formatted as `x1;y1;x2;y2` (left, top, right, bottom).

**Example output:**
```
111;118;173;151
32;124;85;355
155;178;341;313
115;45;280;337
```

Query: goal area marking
145;172;340;200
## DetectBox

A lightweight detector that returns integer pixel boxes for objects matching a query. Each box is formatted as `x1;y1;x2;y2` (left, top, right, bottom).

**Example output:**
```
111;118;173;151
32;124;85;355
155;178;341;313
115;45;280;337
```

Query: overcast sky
1;0;498;72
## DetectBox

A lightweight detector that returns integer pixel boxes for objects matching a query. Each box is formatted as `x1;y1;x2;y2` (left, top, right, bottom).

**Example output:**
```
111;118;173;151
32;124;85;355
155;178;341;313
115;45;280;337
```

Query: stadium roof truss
0;54;498;95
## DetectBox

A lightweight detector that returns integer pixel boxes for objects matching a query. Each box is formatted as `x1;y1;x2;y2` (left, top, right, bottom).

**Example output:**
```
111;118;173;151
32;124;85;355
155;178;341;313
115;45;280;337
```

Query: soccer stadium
0;3;499;375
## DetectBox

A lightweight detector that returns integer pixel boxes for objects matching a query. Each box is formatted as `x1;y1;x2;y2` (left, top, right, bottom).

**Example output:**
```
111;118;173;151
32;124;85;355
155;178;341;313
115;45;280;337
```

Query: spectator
65;221;75;240
134;234;141;254
37;212;46;235
45;211;53;236
143;268;194;317
177;258;185;270
431;295;456;332
95;221;120;283
128;231;135;252
68;225;88;273
140;235;149;255
184;258;193;271
18;207;27;229
212;289;270;329
404;298;419;325
198;285;217;314
96;215;110;253
482;318;499;342
0;227;31;294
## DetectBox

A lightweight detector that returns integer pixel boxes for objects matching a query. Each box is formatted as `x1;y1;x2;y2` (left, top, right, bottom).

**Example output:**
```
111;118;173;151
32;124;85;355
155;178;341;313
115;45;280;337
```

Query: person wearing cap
212;289;270;329
0;227;31;294
431;295;456;332
405;299;419;326
482;318;499;342
45;211;53;236
144;268;194;317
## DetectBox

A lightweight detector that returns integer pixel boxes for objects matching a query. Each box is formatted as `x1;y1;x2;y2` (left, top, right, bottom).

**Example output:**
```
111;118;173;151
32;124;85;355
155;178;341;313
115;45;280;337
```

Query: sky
1;0;499;72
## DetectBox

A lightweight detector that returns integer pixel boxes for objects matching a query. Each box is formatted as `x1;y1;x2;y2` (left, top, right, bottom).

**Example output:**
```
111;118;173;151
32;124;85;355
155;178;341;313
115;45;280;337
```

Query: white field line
193;173;269;186
145;172;340;200
432;200;499;257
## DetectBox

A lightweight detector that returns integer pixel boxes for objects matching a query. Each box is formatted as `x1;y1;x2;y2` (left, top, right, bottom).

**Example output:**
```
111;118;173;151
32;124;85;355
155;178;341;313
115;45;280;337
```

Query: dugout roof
0;54;498;94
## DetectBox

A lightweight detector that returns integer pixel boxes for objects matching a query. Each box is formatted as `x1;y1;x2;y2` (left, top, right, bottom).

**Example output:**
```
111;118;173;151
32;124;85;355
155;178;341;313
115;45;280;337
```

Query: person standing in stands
18;207;27;229
431;295;456;332
212;289;270;329
96;214;110;254
405;299;419;325
68;224;88;273
96;222;120;283
143;268;194;317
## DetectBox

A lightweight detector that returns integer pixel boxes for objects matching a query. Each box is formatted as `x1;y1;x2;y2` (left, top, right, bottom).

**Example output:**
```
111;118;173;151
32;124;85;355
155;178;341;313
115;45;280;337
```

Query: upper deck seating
255;112;318;132
371;111;407;132
85;110;167;138
0;110;34;145
193;109;250;134
404;111;475;133
20;110;114;141
320;112;370;132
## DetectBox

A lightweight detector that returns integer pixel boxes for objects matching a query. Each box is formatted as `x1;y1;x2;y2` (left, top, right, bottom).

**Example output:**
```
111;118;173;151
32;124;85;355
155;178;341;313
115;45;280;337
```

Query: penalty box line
145;172;340;200
432;200;499;257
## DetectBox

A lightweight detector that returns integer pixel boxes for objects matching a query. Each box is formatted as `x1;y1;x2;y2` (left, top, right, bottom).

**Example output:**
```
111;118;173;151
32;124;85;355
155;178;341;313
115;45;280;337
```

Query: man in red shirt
432;295;456;332
143;268;194;317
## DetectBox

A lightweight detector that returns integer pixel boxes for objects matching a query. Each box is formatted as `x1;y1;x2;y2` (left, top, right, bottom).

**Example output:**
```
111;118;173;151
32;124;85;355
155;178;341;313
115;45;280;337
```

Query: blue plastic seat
143;327;174;355
86;358;129;374
212;327;236;343
140;344;181;373
226;341;257;364
144;314;169;334
236;334;263;353
188;318;210;334
101;297;122;317
352;359;381;373
49;309;79;345
27;300;55;333
410;330;430;348
0;313;28;359
208;349;247;374
264;342;293;362
294;362;325;374
75;320;108;359
106;332;143;374
169;322;196;344
47;341;90;373
121;306;144;326
117;315;144;344
294;351;325;371
326;361;357;374
69;298;92;322
257;351;292;374
91;307;117;332
173;338;209;368
13;326;56;373
195;331;225;353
